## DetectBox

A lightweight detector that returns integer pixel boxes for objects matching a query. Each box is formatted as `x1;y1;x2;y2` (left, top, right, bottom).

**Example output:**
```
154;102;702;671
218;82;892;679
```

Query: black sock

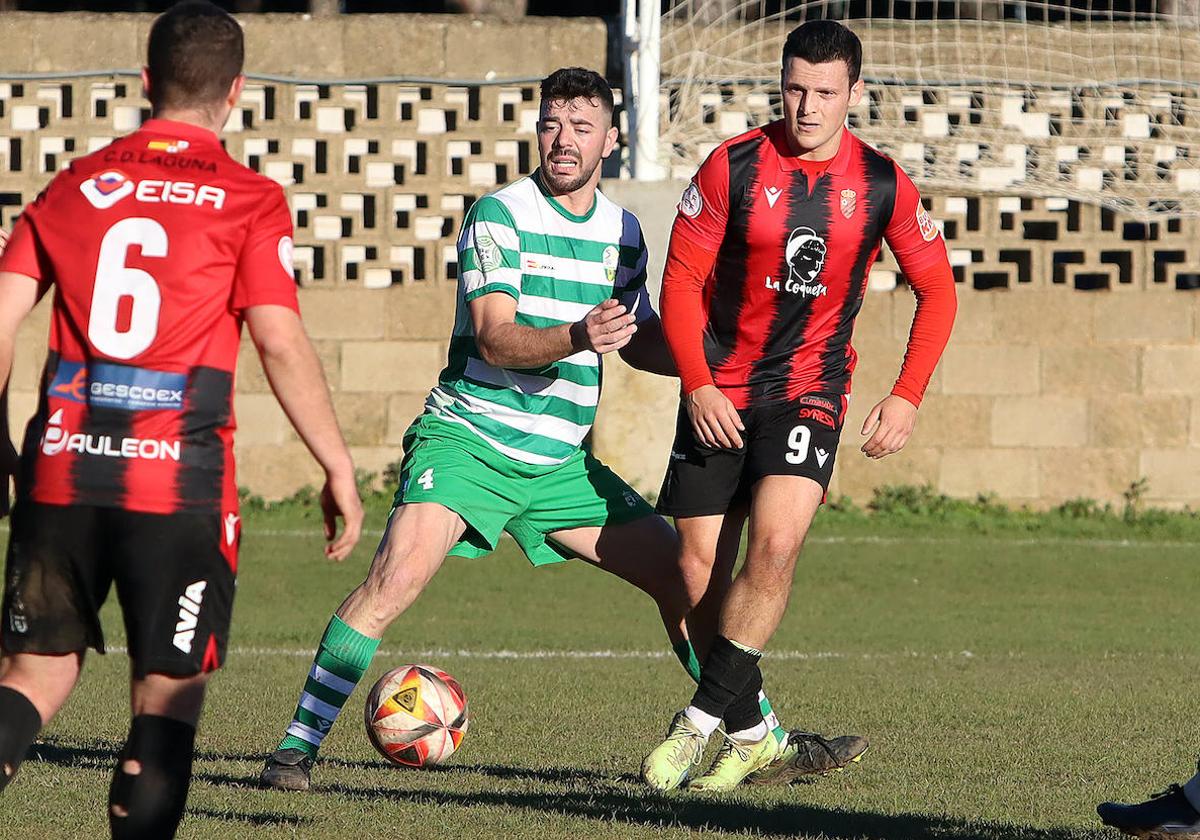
689;635;762;721
0;686;42;794
723;663;765;734
108;715;196;840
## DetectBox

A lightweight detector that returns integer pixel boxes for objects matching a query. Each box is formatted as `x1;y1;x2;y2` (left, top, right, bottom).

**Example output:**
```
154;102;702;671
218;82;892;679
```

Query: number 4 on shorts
417;468;435;490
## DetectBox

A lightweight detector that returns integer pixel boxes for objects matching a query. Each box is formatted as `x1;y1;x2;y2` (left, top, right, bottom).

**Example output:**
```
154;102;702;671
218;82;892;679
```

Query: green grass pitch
3;506;1196;839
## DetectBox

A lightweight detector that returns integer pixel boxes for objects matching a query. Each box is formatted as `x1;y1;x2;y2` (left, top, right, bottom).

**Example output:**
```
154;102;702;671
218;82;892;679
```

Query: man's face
536;96;618;195
780;57;864;158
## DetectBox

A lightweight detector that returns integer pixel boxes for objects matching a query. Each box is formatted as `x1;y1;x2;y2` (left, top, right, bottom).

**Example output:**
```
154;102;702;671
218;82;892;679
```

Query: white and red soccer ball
364;664;468;767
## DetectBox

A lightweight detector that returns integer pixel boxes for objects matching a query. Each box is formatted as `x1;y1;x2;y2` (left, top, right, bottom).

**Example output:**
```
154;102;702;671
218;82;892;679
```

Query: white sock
728;720;769;742
683;705;722;737
1183;771;1200;813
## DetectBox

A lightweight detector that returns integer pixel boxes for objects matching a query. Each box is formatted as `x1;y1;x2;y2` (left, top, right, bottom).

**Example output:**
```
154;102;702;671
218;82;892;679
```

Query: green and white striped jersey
426;171;653;468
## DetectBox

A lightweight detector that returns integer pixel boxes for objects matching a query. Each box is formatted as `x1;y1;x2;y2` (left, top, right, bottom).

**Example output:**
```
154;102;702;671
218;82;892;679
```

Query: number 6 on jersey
88;217;167;360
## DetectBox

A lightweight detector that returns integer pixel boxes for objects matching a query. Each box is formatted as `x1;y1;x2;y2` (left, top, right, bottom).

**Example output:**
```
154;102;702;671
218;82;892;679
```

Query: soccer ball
364;664;468;767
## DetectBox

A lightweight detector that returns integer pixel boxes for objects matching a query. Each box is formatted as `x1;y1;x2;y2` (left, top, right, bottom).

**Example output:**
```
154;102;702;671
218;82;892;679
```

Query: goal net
659;1;1200;220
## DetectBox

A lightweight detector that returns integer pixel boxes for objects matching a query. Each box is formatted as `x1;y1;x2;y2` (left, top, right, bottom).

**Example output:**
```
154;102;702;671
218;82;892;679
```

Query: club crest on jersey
783;226;829;298
679;182;702;218
603;245;619;284
916;203;940;241
80;169;134;209
840;189;857;219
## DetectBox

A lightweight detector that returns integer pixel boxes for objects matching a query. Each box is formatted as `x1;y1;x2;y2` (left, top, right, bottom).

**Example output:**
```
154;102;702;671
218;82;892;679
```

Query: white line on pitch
239;530;1200;550
101;645;981;662
5;524;1200;550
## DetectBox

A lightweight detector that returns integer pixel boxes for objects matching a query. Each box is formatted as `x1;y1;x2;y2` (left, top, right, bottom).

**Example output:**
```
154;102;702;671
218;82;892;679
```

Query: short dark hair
540;67;615;122
782;20;862;85
147;1;244;112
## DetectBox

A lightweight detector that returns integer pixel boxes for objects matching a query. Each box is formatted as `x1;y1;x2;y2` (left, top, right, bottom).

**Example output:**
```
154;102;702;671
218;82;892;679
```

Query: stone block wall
5;14;1200;507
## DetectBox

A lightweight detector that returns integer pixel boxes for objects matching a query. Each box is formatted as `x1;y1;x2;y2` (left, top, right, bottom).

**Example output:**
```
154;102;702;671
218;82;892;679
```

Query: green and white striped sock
277;615;380;758
672;639;786;745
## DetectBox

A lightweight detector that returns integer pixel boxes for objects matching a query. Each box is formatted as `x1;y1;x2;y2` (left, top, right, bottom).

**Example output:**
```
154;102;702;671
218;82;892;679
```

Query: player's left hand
0;228;9;257
860;394;918;459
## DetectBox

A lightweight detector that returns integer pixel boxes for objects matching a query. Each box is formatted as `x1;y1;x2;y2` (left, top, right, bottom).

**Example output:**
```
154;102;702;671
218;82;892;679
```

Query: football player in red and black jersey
642;20;957;791
0;3;362;835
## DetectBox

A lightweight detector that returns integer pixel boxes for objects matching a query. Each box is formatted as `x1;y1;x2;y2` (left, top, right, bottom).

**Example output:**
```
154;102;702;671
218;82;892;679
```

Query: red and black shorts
2;500;239;678
656;393;848;518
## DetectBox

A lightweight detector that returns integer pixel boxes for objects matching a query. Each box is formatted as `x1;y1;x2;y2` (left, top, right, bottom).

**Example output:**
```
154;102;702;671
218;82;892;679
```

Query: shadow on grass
310;781;1107;840
30;739;1108;840
188;807;311;828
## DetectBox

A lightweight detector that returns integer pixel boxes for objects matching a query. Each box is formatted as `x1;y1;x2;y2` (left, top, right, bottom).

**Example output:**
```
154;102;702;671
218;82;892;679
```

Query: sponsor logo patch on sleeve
916;203;940;242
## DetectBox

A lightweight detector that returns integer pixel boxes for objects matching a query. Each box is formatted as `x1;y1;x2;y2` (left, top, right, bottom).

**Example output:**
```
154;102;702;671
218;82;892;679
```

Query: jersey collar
138;118;221;147
769;121;855;177
532;168;597;223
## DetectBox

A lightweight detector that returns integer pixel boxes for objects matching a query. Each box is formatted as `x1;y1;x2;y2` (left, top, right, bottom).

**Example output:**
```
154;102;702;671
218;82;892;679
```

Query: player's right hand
320;470;364;562
571;298;637;355
685;384;745;449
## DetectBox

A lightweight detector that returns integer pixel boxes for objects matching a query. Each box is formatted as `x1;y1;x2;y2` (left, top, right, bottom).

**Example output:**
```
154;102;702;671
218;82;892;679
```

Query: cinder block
1143;347;1200;394
1093;395;1188;448
333;392;388;446
242;15;346;77
1042;345;1138;395
348;446;404;493
940;344;1039;395
444;18;606;78
1038;448;1139;503
29;13;142;72
893;287;989;342
993;292;1092;343
991;396;1087;447
940;448;1039;498
386;393;430;445
342;341;443;393
341;15;447;77
906;395;993;448
833;446;941;504
300;289;388;340
591;358;679;496
385;284;460;340
1094;293;1192;343
234;441;324;501
233;393;291;445
1140;449;1200;502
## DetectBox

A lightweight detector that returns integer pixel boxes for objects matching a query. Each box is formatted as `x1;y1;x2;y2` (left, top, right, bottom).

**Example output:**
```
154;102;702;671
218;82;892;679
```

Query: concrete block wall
4;14;1200;507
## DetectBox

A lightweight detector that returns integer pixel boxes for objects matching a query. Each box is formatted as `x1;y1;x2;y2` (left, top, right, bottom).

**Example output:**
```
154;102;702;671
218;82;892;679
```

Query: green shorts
393;412;655;566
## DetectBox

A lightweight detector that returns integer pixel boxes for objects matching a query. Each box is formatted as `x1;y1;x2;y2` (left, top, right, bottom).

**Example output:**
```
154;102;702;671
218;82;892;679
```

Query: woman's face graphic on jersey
536;96;619;196
780;57;865;161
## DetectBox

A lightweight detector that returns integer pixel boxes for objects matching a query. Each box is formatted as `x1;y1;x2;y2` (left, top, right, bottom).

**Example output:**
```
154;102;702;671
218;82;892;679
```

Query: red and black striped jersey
667;121;950;409
1;118;300;515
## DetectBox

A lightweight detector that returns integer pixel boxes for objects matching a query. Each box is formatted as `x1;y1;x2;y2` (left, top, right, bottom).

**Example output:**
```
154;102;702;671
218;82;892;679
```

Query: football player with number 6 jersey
0;3;362;837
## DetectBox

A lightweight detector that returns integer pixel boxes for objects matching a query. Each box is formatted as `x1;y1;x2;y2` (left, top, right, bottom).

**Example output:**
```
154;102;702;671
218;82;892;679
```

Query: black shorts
656;393;847;518
2;500;239;678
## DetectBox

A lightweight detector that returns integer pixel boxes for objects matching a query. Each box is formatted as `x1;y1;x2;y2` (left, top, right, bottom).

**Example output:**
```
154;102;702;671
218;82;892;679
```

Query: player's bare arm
244;304;363;561
471;291;636;369
0;272;41;518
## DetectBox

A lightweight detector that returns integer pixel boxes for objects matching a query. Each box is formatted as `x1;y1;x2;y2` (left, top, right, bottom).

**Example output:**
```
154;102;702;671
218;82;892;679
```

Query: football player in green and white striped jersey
260;68;801;792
